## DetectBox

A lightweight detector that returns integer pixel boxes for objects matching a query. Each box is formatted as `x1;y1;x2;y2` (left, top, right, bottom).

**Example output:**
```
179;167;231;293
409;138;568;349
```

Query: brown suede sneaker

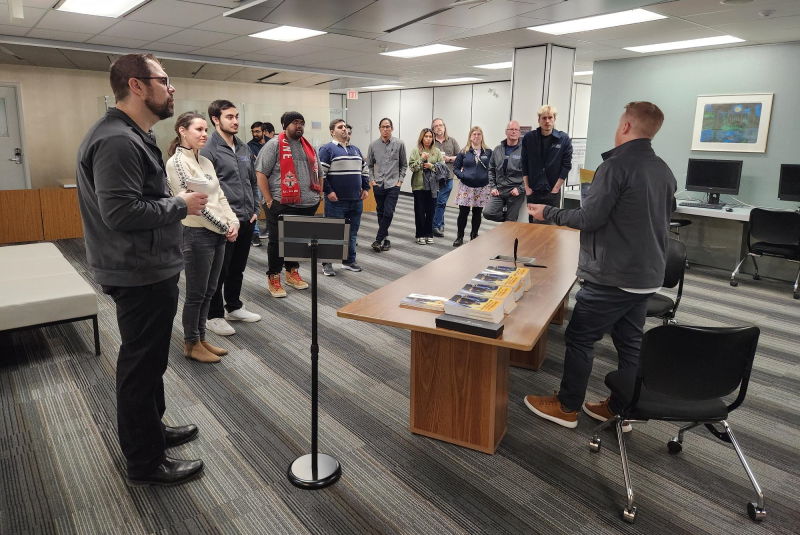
583;397;632;433
201;340;227;356
523;391;578;428
284;268;309;290
268;274;287;298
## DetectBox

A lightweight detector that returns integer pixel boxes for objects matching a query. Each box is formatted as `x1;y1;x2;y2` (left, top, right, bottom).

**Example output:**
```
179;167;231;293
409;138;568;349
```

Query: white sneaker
416;238;426;245
207;318;235;336
224;306;261;322
426;237;434;244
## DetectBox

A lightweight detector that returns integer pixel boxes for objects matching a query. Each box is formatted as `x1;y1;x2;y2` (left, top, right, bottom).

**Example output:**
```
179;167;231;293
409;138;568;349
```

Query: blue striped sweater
318;141;370;201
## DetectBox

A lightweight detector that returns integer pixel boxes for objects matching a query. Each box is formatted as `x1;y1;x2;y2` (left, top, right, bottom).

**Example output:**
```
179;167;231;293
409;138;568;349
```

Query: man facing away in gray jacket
524;101;677;431
76;54;207;487
484;120;525;222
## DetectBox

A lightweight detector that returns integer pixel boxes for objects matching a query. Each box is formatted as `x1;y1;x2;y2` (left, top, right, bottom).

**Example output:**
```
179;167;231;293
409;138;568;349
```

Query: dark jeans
266;201;320;275
528;189;561;224
484;188;525;222
457;205;483;238
557;282;653;413
101;274;180;477
182;227;226;343
433;178;453;229
412;189;436;239
374;185;400;242
324;198;363;264
209;218;255;319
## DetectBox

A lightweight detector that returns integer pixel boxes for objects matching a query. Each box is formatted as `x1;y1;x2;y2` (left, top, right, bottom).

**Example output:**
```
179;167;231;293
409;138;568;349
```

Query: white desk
564;189;581;201
675;204;752;222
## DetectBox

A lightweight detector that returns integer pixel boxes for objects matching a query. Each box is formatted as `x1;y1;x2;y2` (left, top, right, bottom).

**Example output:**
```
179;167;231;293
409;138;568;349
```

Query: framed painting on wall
691;94;773;153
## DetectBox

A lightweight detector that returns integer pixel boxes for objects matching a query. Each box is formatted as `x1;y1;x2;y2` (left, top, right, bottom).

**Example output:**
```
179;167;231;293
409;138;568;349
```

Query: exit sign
347;90;358;100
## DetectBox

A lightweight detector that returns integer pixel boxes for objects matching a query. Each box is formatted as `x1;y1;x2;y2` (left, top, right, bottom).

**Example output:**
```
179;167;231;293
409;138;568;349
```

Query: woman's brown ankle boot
184;341;221;363
201;340;228;356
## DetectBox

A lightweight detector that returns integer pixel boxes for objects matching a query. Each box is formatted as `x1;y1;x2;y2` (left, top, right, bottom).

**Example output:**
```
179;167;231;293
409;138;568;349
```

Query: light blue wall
585;43;800;209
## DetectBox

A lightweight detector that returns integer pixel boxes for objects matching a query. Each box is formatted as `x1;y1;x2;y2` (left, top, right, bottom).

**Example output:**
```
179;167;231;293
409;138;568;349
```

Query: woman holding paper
166;111;239;364
453;126;492;247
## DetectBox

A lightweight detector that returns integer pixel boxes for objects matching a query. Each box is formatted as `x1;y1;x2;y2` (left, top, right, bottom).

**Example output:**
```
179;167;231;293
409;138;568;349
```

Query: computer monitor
685;158;743;204
778;164;800;202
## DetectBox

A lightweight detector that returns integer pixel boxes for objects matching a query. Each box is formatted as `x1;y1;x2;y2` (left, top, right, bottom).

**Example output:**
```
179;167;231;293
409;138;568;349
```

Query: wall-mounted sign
347;90;359;100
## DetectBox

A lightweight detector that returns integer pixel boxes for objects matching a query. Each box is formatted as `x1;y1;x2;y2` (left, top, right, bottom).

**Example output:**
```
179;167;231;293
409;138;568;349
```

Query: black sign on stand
279;215;349;490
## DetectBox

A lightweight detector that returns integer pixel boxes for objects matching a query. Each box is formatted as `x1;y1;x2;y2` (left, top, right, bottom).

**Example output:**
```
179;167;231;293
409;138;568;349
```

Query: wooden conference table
337;222;579;454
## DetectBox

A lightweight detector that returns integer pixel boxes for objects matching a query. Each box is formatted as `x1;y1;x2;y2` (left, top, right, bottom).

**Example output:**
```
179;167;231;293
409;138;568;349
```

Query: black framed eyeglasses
137;76;171;88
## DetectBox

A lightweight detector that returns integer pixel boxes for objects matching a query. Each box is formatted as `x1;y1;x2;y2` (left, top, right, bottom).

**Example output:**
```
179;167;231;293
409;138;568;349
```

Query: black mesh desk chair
646;238;686;325
730;208;800;299
588;325;764;524
670;218;692;269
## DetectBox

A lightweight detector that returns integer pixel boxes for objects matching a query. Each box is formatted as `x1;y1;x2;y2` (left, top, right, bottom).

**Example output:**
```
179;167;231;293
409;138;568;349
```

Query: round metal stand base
288;454;341;490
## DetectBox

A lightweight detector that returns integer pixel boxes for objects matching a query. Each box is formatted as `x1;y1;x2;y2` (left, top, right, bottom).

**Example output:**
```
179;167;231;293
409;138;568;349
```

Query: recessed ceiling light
382;44;465;58
625;35;745;53
528;9;666;35
429;77;483;83
474;61;513;70
574;70;593;76
56;0;147;18
361;85;404;90
249;26;326;42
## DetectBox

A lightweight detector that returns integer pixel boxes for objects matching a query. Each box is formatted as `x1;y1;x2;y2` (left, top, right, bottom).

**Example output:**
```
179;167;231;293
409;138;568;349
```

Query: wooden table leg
509;330;548;371
410;331;509;454
550;293;569;326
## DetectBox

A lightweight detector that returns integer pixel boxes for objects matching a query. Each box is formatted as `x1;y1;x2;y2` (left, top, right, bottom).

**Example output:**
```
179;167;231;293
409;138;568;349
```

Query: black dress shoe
165;424;199;447
127;456;204;487
453;237;464;247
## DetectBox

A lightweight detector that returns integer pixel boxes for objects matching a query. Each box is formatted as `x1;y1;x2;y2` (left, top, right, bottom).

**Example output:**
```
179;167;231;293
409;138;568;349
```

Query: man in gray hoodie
523;102;677;431
77;54;206;487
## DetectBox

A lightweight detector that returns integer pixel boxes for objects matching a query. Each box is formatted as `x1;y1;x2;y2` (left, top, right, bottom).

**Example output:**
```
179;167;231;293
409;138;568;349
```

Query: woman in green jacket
409;128;444;244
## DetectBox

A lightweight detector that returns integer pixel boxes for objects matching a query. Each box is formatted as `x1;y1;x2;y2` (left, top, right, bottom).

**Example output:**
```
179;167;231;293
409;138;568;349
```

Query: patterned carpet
1;195;799;535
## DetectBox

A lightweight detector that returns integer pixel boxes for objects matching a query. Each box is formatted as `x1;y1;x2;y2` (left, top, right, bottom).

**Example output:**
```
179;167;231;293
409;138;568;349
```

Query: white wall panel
345;92;372;154
433;85;472;152
371;90;401;139
471;81;512;150
570;83;591;139
546;45;576;135
511;45;546;129
398;88;434;191
329;93;345;124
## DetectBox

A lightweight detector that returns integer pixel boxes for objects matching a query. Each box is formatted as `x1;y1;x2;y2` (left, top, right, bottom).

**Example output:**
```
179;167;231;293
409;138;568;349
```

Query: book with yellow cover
400;294;447;311
458;283;516;314
485;265;532;291
472;271;524;300
444;294;505;323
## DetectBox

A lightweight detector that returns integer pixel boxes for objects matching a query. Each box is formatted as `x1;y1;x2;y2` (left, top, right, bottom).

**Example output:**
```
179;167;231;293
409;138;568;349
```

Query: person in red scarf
255;111;323;298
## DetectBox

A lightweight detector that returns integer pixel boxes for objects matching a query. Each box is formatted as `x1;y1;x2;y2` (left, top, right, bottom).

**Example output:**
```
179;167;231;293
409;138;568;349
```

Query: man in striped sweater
319;119;370;276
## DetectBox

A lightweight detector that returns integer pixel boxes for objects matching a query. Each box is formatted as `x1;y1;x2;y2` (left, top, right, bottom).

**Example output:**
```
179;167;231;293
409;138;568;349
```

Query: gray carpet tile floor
2;195;799;535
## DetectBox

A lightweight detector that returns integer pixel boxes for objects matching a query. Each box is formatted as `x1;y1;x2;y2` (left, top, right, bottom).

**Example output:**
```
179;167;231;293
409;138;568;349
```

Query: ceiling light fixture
528;9;666;35
574;70;593;75
625;35;744;53
249;25;326;42
382;44;465;58
474;61;513;69
56;0;147;18
361;85;404;90
429;77;483;83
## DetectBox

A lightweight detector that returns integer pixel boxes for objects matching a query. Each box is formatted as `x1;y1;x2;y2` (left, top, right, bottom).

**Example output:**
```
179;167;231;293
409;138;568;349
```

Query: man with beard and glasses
200;100;262;336
77;53;206;487
255;111;322;298
431;118;460;237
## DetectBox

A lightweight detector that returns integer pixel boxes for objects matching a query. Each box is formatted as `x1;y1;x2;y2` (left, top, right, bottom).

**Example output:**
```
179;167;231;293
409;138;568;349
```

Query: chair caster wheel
747;502;766;521
730;280;738;287
667;438;682;454
622;506;637;523
793;292;799;300
589;437;601;453
752;274;760;280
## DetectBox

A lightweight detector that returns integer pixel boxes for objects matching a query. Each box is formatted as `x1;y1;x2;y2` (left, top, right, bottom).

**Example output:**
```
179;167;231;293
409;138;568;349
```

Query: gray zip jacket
200;130;258;221
76;108;186;287
488;140;524;193
543;138;677;288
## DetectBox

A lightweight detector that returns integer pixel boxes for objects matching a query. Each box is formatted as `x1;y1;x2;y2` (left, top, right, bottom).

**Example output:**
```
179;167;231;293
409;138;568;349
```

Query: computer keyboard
679;202;725;210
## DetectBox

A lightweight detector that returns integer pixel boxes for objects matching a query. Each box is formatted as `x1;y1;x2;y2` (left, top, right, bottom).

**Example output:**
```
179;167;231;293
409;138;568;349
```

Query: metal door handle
9;148;21;164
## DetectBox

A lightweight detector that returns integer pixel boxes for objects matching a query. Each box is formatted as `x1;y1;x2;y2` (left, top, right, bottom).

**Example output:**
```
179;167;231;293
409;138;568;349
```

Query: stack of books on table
472;270;525;301
443;293;505;323
399;294;447;311
458;282;517;314
484;265;532;291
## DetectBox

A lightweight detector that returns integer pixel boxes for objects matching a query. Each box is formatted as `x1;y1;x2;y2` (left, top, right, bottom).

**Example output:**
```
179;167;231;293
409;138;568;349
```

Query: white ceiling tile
0;5;47;28
649;0;789;18
86;35;152;49
102;21;185;42
376;23;468;46
306;56;382;70
331;0;452;32
255;0;376;29
159;29;238;47
0;24;30;36
212;35;275;53
158;58;204;77
425;0;547;28
180;0;239;8
146;42;201;54
277;48;367;66
232;52;286;62
599;27;727;49
35;10;118;35
58;49;115;70
707;14;800;35
685;0;800;26
4;45;77;68
255;42;328;57
14;0;56;7
444;16;550;42
189;47;241;58
299;33;381;53
127;0;226;28
224;66;279;83
192;16;277;35
191;63;247;81
562;18;700;42
745;26;800;42
26;28;95;42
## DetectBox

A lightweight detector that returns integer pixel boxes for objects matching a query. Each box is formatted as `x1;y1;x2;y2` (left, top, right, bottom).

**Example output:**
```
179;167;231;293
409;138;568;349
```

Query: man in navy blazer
521;105;573;222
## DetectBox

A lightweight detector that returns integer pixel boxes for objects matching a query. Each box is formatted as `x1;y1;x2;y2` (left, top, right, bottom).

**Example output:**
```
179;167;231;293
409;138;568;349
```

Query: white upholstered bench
0;243;100;355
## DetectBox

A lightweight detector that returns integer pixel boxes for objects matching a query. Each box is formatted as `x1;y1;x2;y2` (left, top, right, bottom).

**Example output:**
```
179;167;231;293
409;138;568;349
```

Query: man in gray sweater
77;54;206;486
524;102;677;430
484;120;525;222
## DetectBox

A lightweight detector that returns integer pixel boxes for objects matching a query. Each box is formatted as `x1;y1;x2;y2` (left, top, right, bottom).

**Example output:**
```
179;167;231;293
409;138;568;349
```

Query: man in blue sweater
319;119;370;276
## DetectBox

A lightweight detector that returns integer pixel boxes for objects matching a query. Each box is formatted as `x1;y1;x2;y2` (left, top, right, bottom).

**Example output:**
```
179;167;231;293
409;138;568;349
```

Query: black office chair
588;325;764;524
670;219;692;269
730;208;800;299
646;238;686;325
